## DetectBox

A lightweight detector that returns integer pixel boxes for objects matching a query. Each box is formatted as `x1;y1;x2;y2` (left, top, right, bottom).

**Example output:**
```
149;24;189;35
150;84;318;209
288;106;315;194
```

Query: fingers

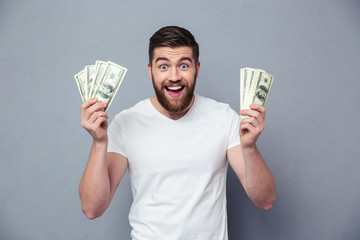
240;122;256;133
81;98;99;110
81;98;108;129
240;114;260;127
239;104;266;120
239;105;267;148
93;115;108;130
240;113;266;129
250;104;266;119
240;120;265;135
81;98;107;120
239;104;266;134
88;110;108;125
81;98;98;118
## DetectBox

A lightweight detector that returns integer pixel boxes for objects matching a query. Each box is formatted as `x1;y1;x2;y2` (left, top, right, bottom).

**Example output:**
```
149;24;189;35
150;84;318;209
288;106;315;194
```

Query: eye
160;65;168;70
180;63;188;69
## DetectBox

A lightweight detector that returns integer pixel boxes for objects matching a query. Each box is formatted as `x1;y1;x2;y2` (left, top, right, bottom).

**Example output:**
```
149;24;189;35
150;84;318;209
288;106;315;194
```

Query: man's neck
150;95;195;120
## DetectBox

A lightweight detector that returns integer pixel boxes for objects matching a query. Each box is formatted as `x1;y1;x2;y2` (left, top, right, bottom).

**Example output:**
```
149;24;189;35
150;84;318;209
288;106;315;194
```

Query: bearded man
79;26;276;240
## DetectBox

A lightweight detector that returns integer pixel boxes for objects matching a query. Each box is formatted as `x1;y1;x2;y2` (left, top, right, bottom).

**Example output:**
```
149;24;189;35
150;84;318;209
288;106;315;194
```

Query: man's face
148;46;200;113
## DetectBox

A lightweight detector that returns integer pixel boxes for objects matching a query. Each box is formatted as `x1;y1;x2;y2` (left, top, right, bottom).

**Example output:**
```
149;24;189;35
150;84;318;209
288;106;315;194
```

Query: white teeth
167;86;182;90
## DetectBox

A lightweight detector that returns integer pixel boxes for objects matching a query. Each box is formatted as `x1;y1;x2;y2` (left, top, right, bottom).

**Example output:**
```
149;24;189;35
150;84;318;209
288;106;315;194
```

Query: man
79;26;276;240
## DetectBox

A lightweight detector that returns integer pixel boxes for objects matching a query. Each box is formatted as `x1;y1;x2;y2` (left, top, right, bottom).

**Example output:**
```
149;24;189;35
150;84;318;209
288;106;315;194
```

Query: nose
170;67;181;81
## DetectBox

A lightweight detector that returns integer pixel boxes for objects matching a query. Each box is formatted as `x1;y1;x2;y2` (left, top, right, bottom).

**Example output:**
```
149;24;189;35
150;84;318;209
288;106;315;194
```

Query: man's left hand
239;104;266;149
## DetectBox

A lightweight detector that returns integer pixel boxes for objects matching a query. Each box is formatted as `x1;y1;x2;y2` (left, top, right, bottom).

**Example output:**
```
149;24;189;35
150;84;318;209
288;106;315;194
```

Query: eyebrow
180;57;193;63
155;57;193;64
155;57;169;63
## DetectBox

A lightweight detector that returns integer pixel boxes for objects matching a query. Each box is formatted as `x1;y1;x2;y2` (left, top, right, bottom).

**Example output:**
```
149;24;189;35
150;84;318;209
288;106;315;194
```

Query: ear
147;63;152;80
196;61;201;78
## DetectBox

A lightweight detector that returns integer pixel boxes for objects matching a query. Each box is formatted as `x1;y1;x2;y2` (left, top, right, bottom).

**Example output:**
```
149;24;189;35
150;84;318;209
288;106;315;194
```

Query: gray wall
1;0;359;239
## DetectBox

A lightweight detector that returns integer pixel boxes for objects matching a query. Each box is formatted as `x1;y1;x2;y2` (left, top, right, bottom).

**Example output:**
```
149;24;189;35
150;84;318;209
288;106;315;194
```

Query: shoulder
112;98;150;123
195;94;235;113
194;94;240;123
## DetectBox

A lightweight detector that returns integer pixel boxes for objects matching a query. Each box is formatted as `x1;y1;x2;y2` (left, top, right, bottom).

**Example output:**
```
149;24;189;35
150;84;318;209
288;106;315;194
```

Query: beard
151;72;197;113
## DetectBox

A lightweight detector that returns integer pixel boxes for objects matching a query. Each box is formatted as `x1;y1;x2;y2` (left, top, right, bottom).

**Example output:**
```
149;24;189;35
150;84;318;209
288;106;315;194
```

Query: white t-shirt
108;94;241;240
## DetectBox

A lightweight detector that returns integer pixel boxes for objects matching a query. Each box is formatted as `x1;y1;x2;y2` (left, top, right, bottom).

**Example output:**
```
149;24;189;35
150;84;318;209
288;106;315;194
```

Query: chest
124;117;229;176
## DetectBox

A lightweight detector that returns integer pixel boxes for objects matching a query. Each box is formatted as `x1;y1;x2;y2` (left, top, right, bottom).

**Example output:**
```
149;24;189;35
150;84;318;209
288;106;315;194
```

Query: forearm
79;140;110;219
242;146;276;210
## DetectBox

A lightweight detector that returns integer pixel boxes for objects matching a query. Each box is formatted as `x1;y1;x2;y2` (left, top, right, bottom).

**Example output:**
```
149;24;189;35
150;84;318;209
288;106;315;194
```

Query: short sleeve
107;114;127;157
227;106;241;149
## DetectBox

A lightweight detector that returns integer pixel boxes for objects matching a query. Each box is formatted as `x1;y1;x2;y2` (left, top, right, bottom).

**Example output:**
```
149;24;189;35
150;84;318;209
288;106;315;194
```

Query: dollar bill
251;71;273;106
74;69;87;102
89;61;107;99
74;60;127;112
240;68;245;108
245;69;259;110
94;61;127;111
85;65;96;100
240;67;274;118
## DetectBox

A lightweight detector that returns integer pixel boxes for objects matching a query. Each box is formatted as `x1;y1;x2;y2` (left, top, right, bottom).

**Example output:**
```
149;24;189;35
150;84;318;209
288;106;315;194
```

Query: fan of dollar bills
74;61;127;111
240;67;274;117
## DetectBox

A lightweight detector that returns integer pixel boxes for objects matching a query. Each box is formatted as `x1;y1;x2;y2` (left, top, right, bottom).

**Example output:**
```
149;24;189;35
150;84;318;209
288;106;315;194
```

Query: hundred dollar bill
251;71;273;106
74;69;87;102
94;61;127;111
240;67;274;118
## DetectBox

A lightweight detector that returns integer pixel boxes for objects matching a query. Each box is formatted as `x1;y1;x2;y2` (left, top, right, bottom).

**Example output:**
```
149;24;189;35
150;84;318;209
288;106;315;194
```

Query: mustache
162;80;185;88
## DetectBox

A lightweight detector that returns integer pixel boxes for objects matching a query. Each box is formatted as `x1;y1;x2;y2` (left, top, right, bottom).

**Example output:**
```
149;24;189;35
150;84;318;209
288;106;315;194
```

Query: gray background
0;0;359;239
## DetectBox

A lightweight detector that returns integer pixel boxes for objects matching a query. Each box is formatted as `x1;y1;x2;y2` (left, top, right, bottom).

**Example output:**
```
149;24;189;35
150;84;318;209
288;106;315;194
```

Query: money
74;69;87;102
240;67;273;118
89;61;106;99
95;62;127;111
74;60;127;111
85;65;96;100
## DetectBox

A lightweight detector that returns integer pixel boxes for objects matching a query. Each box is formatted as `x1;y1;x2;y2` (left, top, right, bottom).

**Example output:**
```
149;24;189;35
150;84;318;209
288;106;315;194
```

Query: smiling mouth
165;85;185;97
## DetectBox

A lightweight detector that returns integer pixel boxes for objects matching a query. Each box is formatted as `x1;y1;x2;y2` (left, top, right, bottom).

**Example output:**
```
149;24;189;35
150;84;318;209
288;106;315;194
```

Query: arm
227;104;276;210
79;98;128;219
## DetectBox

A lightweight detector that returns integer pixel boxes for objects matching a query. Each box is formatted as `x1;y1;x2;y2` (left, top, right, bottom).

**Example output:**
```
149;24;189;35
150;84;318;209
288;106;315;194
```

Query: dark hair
148;26;199;66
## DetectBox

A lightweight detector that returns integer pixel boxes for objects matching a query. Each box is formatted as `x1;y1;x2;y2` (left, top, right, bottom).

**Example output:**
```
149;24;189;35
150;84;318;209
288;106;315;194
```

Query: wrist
241;144;257;154
93;138;108;148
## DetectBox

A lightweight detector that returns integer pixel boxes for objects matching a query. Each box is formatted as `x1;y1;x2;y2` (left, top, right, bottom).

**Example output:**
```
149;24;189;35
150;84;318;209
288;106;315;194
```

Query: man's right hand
81;98;109;143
